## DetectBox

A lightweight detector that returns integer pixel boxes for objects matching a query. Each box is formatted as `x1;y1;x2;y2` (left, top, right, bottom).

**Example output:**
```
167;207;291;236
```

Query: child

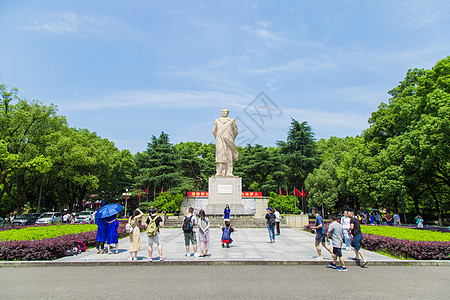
218;221;236;248
327;214;347;271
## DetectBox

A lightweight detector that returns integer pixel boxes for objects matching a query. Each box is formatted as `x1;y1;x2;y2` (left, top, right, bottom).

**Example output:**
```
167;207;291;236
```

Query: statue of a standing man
213;109;239;176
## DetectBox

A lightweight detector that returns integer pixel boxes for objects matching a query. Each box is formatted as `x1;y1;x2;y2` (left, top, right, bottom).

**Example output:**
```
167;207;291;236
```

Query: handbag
125;218;134;233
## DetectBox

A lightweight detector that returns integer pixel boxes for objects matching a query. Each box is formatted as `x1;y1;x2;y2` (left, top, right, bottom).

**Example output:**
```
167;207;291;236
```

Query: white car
74;211;94;224
35;212;62;224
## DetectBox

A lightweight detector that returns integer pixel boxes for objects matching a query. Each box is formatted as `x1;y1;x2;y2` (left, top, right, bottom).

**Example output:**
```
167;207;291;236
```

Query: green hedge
0;224;98;241
361;225;450;242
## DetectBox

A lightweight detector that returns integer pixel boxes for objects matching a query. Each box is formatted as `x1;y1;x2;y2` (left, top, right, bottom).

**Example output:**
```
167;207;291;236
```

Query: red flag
294;187;303;197
168;187;170;194
153;186;156;199
279;187;282;196
138;188;141;199
145;187;148;194
286;188;289;196
302;188;306;197
160;187;163;194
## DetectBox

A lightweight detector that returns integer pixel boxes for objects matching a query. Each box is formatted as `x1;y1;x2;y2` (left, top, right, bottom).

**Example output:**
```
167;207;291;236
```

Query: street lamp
122;189;131;217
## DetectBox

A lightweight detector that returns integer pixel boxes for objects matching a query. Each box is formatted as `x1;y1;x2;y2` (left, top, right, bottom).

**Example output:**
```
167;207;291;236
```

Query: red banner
187;191;262;198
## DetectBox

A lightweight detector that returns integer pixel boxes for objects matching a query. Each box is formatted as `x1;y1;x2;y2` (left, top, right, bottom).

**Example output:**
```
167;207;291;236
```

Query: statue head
221;109;229;117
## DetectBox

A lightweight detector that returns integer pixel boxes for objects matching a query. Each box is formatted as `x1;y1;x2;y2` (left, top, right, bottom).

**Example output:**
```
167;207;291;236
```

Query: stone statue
213;109;239;176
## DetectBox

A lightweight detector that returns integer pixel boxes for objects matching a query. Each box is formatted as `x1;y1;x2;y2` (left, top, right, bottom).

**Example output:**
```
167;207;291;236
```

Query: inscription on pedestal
218;185;233;194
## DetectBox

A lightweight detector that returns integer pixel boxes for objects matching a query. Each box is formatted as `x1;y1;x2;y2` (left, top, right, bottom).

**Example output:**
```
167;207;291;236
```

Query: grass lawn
361;225;450;242
0;224;98;241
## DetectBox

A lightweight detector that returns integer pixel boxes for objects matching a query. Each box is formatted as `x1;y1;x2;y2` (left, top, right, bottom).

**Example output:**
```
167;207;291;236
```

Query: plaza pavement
56;227;398;263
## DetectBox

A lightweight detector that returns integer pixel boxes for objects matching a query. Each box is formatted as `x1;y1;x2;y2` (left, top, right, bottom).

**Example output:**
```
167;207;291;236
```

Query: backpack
146;216;158;237
182;215;193;233
268;213;276;227
222;227;231;240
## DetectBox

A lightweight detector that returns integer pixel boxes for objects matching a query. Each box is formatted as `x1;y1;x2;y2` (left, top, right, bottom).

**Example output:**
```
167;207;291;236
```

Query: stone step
160;216;287;228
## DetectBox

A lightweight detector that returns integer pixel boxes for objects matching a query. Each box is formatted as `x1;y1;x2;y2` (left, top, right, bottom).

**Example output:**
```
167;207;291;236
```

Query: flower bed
303;224;450;260
0;224;98;241
0;222;146;261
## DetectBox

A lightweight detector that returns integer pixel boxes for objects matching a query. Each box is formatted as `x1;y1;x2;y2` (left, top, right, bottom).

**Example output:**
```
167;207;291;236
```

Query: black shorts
333;247;342;257
315;233;326;242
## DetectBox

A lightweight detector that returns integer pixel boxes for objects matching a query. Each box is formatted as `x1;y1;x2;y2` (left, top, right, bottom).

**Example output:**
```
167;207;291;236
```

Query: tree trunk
429;189;443;226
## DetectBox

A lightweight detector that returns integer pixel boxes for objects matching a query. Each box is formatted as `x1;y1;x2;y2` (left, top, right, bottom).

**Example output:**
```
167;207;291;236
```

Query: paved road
1;265;448;299
57;228;397;262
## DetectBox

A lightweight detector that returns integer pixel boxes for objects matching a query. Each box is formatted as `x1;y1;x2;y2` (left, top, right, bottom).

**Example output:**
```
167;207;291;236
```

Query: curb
1;260;448;267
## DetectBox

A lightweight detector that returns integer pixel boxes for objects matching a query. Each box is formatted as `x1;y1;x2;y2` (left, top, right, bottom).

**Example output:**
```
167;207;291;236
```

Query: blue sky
1;0;449;153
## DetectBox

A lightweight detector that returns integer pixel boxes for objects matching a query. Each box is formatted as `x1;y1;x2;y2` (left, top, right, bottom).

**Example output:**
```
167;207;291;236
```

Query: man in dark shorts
348;210;368;267
145;207;165;261
327;214;347;271
311;207;332;260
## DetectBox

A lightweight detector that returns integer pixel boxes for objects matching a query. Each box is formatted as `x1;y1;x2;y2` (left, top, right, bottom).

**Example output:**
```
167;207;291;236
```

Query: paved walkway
56;228;397;262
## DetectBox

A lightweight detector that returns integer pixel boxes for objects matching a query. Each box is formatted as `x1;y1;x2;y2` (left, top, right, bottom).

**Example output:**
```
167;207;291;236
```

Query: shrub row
0;224;98;241
0;223;146;261
303;224;450;260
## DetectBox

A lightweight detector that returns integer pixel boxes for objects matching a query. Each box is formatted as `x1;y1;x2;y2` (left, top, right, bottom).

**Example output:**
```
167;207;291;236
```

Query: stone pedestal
206;176;244;214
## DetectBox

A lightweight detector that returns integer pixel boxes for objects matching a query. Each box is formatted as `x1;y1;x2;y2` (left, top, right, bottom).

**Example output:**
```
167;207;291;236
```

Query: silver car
74;211;94;224
35;212;62;224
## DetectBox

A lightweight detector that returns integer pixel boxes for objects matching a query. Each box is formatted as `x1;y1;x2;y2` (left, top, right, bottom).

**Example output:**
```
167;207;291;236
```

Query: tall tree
277;119;320;191
135;132;180;199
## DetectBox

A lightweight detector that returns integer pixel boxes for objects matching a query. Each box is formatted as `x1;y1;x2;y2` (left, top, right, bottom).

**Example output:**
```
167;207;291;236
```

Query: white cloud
244;56;336;74
62;89;252;111
24;12;108;35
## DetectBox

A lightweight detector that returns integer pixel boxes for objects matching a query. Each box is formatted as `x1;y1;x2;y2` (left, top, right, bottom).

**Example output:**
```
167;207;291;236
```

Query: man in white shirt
341;210;351;251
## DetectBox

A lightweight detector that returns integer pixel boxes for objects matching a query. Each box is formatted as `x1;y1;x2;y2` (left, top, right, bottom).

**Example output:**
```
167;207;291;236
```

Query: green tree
135;132;180;199
236;145;286;195
174;142;215;191
0;85;64;213
277;119;320;191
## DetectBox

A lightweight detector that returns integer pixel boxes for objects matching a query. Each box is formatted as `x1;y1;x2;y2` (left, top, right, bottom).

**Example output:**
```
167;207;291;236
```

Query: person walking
128;209;144;261
274;207;281;235
340;210;351;251
198;209;210;257
145;207;164;261
327;214;347;271
348;210;368;267
312;207;332;260
224;204;230;221
265;207;276;243
183;207;199;258
106;214;119;254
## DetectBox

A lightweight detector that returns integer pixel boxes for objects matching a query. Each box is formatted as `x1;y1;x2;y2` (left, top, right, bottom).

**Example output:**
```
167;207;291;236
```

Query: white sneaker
194;253;200;258
346;247;350;251
315;256;324;261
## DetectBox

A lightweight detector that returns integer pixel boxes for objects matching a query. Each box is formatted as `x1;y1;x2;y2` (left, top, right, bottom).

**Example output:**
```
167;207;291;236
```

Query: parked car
11;213;41;226
74;211;94;224
35;212;62;224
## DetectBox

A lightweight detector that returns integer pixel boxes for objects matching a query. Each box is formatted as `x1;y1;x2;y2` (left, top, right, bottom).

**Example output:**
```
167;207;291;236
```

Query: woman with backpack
198;209;210;257
128;209;144;261
265;207;276;243
218;220;235;248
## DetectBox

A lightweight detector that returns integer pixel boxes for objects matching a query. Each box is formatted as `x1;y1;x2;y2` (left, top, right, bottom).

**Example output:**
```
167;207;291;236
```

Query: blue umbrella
95;203;123;219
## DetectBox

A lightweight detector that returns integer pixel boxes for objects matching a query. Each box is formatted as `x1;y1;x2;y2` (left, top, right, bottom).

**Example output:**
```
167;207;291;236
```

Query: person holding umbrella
107;214;119;254
95;203;123;255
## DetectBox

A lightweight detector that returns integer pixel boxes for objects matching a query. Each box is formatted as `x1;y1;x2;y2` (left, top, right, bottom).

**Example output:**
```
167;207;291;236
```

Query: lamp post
122;189;131;217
